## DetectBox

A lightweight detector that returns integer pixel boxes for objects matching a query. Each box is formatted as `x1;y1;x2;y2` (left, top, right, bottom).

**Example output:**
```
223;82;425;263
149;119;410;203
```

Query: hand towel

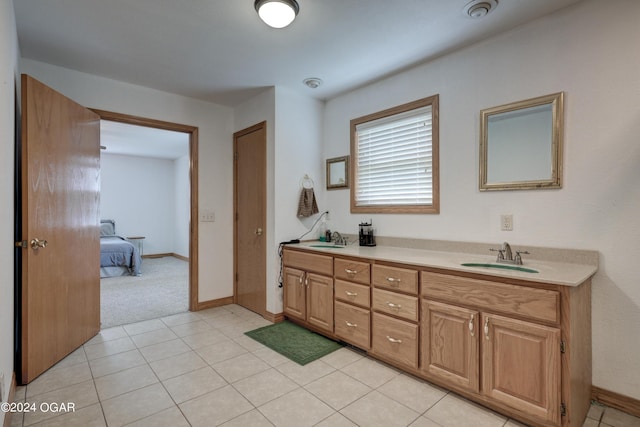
297;187;319;217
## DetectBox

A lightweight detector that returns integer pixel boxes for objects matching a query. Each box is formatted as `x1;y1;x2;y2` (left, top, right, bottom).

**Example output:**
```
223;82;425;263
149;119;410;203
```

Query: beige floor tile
84;336;136;361
94;364;158;400
162;366;227;404
233;334;267;352
148;350;207;381
601;407;640;427
122;319;167;336
49;347;87;371
85;326;127;346
160;312;202;327
258;388;335;427
9;411;24;427
340;357;399;388
169;320;214;337
130;328;178;348
213;353;270;383
275;359;335;386
232;368;299;407
181;329;228;350
409;416;442;427
26;362;93;398
179;385;253;427
88;349;147;378
504;420;529;427
124;406;190;427
424;393;507;427
219;409;274;427
218;321;262;339
340;390;420;427
27;403;106;427
320;347;365;369
583;418;600;427
377;374;447;413
138;338;191;363
252;347;291;367
587;403;606;421
194;339;248;365
23;380;98;426
305;371;371;410
101;383;174;427
314;412;359;427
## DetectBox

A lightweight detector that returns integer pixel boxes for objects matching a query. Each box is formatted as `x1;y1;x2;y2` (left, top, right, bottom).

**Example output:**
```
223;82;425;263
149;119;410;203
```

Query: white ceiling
14;0;583;108
100;120;189;160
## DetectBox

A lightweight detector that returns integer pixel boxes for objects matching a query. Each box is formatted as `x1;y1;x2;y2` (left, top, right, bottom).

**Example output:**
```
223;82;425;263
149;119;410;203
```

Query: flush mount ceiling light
255;0;300;29
463;0;498;19
303;77;323;89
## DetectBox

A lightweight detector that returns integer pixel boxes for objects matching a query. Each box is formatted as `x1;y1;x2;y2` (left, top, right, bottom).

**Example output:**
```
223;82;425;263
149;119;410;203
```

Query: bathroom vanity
281;241;597;427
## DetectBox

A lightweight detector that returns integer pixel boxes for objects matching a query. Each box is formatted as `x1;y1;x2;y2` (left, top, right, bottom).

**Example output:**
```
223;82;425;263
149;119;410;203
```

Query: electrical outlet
200;210;215;222
501;214;513;231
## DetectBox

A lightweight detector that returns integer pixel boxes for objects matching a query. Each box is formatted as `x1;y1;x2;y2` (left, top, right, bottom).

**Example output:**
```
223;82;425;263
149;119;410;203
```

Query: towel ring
300;174;314;189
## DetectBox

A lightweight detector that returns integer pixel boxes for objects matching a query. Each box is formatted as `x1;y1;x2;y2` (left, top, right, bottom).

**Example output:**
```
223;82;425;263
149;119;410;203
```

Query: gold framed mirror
480;92;564;191
326;156;349;190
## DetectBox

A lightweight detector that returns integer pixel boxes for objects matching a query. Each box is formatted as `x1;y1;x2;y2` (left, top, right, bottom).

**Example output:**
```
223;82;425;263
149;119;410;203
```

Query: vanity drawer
371;313;418;369
335;301;370;349
335;258;371;284
283;250;333;276
372;288;418;322
372;264;418;295
421;272;560;324
335;280;370;308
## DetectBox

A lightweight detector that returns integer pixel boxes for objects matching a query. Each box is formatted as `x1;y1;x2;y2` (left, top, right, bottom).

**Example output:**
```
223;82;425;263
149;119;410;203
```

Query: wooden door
19;74;101;383
233;122;267;316
421;300;479;392
306;273;333;332
283;267;305;321
482;313;561;424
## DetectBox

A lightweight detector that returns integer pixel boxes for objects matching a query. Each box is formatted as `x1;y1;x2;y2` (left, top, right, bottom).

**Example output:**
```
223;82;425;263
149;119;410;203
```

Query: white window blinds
355;105;433;207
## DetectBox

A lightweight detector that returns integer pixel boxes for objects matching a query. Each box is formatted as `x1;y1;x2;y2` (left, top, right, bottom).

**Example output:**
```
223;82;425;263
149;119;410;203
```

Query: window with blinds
350;95;439;214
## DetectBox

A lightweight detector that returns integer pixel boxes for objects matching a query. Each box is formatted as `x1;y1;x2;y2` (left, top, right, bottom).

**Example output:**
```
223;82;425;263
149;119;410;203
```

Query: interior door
19;74;101;383
233;122;267;316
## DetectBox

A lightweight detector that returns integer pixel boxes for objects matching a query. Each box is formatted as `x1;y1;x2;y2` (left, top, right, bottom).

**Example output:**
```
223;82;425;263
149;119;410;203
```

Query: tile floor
8;304;640;427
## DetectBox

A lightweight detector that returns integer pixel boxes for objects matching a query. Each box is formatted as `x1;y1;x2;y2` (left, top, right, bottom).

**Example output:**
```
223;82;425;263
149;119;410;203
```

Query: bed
100;219;142;278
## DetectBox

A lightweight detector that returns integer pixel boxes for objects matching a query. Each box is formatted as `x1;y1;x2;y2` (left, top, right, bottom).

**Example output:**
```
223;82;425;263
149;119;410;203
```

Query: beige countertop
287;240;598;287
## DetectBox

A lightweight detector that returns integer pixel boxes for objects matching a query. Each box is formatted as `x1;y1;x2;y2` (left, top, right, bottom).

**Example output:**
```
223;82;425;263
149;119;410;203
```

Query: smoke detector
463;0;498;19
303;78;323;89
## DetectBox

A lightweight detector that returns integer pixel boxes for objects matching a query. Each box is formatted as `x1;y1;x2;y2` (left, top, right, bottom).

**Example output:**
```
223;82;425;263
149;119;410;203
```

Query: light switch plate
200;210;215;222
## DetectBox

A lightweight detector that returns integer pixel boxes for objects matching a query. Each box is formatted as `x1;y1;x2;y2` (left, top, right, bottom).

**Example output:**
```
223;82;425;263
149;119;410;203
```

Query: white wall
0;0;18;420
174;154;190;258
323;0;640;399
20;59;235;302
100;153;176;255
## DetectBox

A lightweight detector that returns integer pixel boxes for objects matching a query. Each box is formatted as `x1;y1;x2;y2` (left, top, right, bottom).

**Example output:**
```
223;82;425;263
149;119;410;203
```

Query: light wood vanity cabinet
333;257;371;349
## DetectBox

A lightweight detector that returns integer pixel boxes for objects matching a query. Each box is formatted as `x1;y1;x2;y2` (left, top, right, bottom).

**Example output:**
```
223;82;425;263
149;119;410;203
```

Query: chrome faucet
490;242;529;265
331;231;348;246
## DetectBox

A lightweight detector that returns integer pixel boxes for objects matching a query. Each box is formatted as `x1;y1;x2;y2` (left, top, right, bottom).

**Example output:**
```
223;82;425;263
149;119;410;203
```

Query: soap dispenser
318;217;328;242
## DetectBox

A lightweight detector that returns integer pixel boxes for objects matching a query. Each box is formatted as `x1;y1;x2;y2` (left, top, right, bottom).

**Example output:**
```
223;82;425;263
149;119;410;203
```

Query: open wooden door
233;122;267;316
18;74;101;383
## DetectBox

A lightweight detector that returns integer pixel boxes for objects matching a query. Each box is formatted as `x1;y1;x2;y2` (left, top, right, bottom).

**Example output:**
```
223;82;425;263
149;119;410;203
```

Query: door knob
255;228;263;236
30;238;48;249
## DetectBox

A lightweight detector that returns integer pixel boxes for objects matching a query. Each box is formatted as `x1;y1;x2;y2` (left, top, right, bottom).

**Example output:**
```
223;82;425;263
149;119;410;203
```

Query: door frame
92;109;200;311
233;121;267;316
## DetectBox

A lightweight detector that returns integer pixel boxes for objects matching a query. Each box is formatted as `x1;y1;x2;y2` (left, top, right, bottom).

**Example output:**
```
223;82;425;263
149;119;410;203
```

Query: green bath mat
245;321;343;365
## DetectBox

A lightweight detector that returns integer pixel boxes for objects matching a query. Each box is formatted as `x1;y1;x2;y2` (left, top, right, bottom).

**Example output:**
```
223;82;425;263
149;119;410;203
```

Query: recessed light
463;0;498;19
303;78;323;89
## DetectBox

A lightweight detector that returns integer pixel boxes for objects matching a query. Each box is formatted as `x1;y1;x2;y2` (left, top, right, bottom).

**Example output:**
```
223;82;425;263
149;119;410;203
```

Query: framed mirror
326;156;349;190
480;92;564;191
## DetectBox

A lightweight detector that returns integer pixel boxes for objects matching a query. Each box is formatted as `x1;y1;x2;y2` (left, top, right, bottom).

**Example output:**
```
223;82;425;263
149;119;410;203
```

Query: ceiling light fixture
254;0;299;29
303;77;322;89
463;0;498;19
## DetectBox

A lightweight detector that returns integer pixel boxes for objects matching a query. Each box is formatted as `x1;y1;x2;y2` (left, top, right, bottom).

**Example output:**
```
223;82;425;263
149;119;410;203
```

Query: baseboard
2;373;16;427
195;296;234;311
142;253;189;261
263;311;285;323
171;253;189;262
592;386;640;418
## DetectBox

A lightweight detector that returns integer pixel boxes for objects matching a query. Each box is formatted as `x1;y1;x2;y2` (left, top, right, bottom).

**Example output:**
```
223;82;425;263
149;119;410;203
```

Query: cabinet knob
255;227;263;235
386;336;402;344
469;314;475;337
484;317;490;340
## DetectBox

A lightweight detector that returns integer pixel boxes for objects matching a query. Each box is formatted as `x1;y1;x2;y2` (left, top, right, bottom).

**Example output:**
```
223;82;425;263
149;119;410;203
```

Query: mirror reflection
480;92;564;191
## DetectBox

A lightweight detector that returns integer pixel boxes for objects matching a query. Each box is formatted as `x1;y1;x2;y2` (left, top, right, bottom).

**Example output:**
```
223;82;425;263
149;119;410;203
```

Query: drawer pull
386;277;401;286
298;274;304;286
345;268;358;275
386;336;402;344
484;317;490;340
386;301;402;310
345;290;358;297
345;321;358;328
469;314;475;337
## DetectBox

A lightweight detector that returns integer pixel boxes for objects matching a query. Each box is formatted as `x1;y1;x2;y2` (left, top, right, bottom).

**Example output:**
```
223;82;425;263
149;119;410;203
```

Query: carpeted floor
100;256;189;328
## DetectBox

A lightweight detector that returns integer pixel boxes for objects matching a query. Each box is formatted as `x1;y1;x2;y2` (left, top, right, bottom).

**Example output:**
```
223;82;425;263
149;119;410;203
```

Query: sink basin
461;263;538;274
309;244;345;248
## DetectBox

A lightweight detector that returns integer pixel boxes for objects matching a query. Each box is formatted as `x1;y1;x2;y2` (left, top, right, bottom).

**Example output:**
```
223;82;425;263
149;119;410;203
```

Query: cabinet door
482;313;561;425
421;300;479;392
306;273;334;332
283;267;306;321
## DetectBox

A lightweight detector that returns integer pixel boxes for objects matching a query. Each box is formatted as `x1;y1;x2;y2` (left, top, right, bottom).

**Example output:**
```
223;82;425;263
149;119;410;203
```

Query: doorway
94;109;200;314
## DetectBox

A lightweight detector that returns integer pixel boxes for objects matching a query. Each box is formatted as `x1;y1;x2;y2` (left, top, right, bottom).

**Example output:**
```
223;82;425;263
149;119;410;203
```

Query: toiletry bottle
318;218;327;242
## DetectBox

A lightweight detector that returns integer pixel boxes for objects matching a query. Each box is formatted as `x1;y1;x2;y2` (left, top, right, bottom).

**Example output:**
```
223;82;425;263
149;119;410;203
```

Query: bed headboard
100;219;116;236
